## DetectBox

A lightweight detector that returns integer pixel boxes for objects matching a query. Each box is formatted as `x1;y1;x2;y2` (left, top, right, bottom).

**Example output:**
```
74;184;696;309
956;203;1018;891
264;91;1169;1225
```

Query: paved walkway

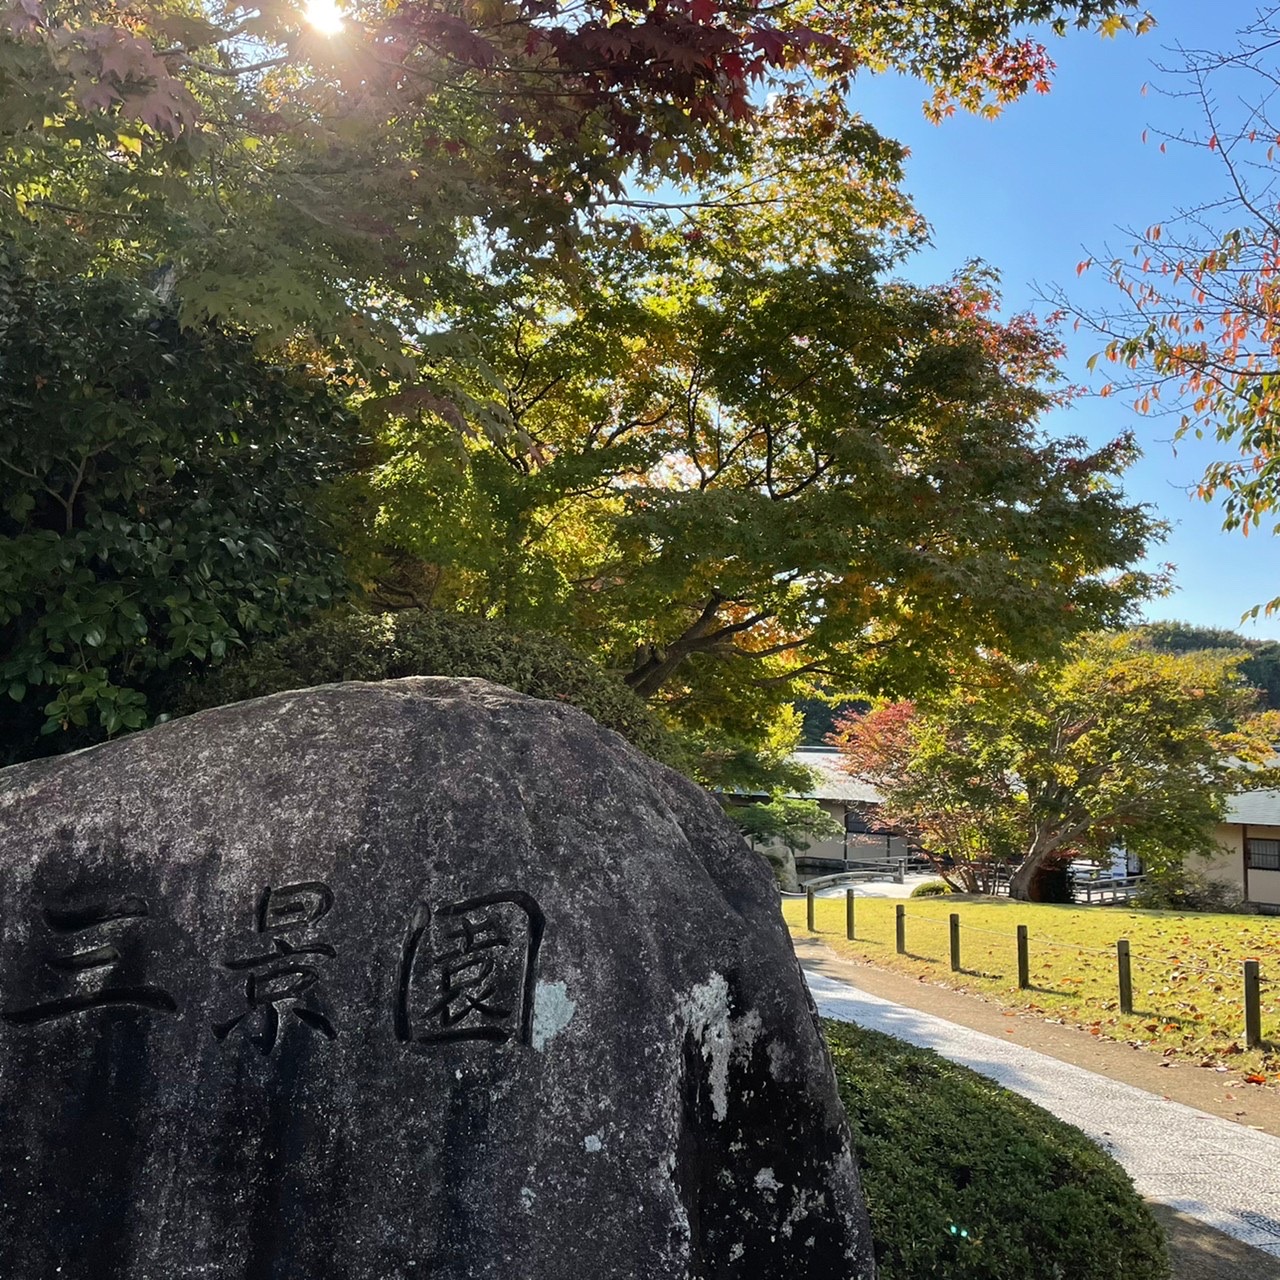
783;874;938;901
810;875;937;899
806;967;1280;1259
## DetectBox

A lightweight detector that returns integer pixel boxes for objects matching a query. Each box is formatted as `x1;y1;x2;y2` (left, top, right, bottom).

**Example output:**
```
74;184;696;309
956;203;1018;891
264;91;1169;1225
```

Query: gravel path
806;966;1280;1260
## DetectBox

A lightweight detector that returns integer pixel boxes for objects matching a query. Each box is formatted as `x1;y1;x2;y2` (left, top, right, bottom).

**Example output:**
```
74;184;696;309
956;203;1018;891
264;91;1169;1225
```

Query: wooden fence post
949;913;961;972
1017;925;1029;989
1245;960;1262;1050
846;889;855;940
895;904;905;954
806;886;815;933
1116;939;1133;1015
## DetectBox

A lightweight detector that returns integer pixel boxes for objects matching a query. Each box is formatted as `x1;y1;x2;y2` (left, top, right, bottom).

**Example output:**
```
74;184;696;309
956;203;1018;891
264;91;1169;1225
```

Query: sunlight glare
305;0;345;36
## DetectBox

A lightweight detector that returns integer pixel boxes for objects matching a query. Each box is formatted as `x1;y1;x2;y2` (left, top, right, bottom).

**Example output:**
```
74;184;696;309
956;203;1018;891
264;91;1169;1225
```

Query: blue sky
849;1;1280;640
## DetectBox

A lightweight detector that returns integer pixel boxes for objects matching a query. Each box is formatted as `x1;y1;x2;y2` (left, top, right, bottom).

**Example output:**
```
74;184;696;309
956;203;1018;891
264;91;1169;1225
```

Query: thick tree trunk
1010;824;1083;901
1007;853;1046;902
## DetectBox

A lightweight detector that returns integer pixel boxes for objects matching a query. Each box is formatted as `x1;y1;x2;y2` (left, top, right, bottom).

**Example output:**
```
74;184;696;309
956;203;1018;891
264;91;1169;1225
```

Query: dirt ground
1150;1205;1280;1280
793;935;1280;1280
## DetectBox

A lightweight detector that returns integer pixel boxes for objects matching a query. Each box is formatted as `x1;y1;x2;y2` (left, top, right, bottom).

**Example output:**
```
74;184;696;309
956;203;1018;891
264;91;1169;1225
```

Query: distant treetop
1129;621;1280;710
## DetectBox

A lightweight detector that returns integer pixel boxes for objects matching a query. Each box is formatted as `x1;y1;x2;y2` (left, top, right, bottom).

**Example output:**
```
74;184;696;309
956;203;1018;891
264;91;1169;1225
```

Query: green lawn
785;895;1280;1082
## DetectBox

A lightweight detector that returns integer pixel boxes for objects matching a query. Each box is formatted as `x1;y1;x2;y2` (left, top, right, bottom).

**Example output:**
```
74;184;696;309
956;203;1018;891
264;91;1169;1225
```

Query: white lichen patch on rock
754;1168;779;1194
677;972;764;1122
583;1133;603;1153
767;1038;790;1079
531;979;576;1051
779;1188;823;1239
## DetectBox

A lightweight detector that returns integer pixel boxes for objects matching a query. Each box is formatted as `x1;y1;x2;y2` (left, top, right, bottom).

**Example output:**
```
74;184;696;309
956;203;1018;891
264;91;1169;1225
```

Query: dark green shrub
825;1019;1169;1280
909;879;952;897
177;608;681;767
1132;866;1246;914
0;259;357;764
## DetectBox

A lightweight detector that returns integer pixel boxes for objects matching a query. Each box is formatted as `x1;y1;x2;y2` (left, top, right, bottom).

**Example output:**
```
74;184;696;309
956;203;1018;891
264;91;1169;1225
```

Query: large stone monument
0;679;875;1279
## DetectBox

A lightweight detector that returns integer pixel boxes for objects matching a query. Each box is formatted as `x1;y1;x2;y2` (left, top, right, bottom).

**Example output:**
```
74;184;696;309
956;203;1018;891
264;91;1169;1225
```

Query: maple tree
1068;7;1280;601
832;634;1280;900
0;0;1164;776
0;0;1153;382
360;134;1166;770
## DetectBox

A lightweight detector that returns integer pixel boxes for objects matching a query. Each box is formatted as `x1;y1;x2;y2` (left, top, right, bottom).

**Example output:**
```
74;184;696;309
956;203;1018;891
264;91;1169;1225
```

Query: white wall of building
1193;824;1280;907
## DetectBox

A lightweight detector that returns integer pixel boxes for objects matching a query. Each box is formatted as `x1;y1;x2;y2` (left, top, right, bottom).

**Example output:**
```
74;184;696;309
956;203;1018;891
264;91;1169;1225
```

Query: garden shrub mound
1133;865;1247;914
178;608;679;766
825;1018;1169;1280
909;879;951;897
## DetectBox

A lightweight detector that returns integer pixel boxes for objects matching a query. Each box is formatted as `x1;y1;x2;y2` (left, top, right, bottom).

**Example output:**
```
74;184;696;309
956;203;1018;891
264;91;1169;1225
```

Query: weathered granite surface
0;678;874;1279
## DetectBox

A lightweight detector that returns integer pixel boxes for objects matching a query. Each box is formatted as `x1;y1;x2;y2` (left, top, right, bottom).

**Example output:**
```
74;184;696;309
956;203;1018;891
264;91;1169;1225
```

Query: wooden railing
1073;873;1147;905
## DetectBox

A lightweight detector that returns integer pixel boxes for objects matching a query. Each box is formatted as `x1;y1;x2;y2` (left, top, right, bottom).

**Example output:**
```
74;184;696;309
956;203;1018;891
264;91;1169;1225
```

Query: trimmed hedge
825;1019;1169;1280
176;609;681;767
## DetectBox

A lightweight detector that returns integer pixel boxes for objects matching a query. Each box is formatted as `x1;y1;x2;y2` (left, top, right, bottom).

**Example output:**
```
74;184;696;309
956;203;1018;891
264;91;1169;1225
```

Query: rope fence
1126;953;1241;986
1022;935;1114;956
799;886;1275;1049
